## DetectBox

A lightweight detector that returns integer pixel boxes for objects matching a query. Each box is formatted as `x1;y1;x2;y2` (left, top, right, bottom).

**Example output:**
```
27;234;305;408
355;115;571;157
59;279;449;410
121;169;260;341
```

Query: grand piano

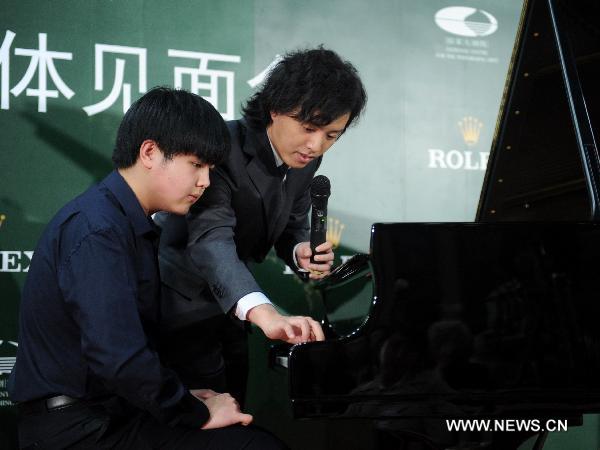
276;0;600;448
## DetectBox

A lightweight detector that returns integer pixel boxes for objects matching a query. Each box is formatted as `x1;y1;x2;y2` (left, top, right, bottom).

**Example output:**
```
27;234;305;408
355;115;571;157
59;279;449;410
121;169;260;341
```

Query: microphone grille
311;175;331;197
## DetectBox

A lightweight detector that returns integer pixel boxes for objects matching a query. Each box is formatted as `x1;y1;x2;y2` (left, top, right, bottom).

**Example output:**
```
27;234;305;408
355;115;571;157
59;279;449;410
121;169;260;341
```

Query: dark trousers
17;396;286;450
159;290;250;406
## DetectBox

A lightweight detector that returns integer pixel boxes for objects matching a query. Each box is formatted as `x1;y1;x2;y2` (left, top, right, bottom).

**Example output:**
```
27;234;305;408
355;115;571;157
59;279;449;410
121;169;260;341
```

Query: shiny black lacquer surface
289;223;600;418
478;0;600;221
286;0;600;426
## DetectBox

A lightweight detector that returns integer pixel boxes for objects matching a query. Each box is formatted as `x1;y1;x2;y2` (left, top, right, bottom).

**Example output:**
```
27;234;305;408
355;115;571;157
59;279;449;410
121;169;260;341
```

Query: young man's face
153;153;211;215
267;112;350;169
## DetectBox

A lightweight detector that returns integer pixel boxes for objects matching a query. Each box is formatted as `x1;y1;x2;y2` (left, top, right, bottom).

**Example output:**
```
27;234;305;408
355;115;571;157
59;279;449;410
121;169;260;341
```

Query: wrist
246;303;279;328
292;242;306;269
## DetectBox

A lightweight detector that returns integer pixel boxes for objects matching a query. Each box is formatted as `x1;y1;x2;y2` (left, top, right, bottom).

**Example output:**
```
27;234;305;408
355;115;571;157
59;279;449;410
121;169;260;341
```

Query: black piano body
290;223;600;419
283;0;600;447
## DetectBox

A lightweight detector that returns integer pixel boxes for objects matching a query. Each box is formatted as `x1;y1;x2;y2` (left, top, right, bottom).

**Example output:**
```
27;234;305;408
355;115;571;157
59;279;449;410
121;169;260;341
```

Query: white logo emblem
0;340;18;375
435;7;498;37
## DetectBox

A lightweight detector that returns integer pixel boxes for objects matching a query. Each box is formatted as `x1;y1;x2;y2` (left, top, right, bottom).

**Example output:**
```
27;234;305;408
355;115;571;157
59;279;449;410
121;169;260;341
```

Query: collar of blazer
238;121;287;238
234;119;322;243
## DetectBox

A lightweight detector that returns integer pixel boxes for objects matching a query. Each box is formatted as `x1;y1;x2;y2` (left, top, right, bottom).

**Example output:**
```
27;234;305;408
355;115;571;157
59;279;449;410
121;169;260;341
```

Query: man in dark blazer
156;47;367;404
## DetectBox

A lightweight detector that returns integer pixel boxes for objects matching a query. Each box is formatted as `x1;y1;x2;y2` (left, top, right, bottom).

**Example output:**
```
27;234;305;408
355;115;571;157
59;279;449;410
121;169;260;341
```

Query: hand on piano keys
246;303;325;343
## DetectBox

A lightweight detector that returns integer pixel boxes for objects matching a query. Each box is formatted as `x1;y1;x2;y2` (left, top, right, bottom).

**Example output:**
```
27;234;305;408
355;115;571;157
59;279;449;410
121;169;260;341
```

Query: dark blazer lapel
242;127;285;243
269;156;321;244
269;170;296;242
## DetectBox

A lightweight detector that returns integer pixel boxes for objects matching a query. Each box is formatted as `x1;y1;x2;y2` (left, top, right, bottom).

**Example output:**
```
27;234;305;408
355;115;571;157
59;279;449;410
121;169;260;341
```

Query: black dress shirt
8;170;208;428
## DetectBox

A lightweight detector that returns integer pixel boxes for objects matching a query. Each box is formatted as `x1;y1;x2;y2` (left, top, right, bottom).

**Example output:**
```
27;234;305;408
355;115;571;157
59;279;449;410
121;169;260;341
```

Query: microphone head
311;175;331;199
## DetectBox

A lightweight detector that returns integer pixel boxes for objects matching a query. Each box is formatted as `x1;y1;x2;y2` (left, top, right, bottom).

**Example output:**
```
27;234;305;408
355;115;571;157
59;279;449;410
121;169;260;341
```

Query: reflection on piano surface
290;224;600;419
277;0;600;448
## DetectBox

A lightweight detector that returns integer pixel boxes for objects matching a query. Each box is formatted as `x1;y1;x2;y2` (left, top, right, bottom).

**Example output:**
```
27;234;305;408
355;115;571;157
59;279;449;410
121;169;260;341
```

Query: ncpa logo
435;7;498;37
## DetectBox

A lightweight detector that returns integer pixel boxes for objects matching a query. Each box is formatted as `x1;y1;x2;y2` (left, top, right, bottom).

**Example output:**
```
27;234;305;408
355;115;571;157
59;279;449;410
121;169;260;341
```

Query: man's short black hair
242;47;367;132
112;87;230;169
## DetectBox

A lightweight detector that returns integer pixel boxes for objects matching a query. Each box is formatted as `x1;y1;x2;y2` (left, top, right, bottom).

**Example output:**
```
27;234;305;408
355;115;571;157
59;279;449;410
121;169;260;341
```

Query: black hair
112;87;230;169
242;46;367;132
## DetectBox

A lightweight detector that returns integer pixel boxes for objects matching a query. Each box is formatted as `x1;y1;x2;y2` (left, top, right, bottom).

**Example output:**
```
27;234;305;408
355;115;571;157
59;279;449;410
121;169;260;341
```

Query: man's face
152;153;211;215
267;112;350;169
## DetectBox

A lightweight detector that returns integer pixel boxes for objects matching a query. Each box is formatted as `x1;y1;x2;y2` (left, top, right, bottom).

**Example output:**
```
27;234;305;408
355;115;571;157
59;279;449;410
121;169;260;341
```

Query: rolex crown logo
458;116;483;146
0;214;5;229
326;217;345;249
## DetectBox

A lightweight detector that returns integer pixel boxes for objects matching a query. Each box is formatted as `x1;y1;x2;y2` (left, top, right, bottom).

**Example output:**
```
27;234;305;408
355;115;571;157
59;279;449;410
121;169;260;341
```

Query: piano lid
283;1;600;429
477;0;600;222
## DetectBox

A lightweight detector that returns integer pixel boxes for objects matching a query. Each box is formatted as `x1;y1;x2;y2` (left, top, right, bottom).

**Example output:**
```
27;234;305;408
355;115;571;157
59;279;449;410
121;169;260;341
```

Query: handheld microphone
310;175;331;264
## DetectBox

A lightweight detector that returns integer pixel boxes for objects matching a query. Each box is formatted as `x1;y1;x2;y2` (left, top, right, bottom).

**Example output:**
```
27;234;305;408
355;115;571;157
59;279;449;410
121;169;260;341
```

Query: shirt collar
266;131;285;167
102;170;157;237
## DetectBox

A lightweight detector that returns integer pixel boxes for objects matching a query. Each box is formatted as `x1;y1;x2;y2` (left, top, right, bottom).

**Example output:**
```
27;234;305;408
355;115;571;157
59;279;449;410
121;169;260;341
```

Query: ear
270;111;278;121
139;140;160;169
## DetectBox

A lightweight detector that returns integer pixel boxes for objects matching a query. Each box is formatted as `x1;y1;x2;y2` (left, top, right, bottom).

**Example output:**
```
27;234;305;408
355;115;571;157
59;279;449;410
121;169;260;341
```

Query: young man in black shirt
9;87;286;449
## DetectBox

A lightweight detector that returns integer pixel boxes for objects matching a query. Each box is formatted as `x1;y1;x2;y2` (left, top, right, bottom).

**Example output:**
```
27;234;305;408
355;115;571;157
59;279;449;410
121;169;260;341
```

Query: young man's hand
201;393;253;429
295;241;334;280
247;304;325;344
190;389;219;400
